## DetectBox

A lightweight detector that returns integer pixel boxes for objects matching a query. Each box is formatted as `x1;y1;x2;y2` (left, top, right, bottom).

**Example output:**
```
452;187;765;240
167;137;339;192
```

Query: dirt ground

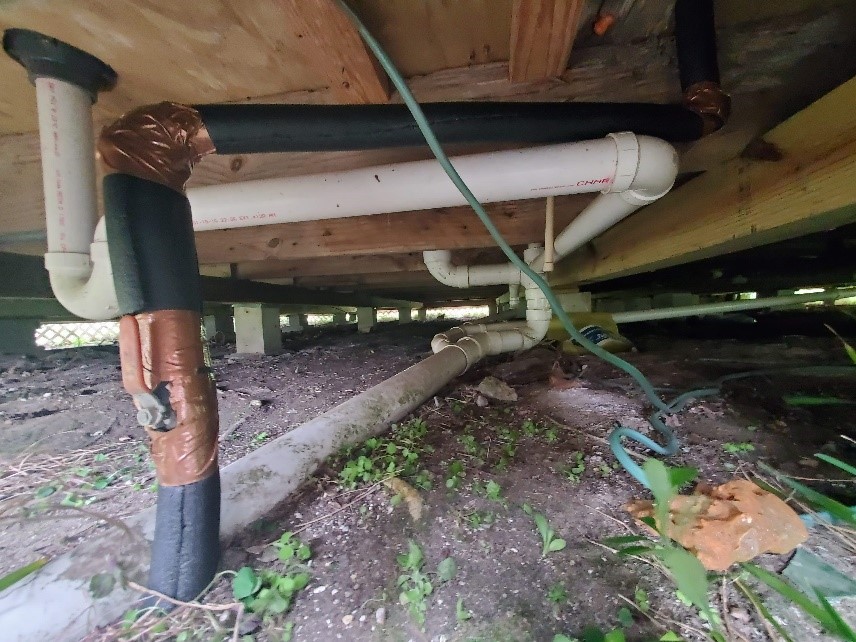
1;312;855;642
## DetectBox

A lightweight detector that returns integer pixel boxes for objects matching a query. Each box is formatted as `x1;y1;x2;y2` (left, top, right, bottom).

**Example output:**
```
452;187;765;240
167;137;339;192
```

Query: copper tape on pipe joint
98;102;215;192
683;81;731;135
126;310;219;486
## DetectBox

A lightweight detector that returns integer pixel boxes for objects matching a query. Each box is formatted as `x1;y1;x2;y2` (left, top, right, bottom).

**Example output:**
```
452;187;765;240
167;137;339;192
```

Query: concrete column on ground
652;293;700;308
397;307;412;324
234;304;282;355
0;319;42;355
203;313;235;342
557;291;592;313
283;313;306;333
332;313;348;325
487;300;498;317
357;307;377;333
417;308;427;322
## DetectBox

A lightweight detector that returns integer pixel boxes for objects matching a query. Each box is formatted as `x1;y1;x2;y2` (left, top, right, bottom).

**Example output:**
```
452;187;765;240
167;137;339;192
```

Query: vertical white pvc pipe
35;77;98;255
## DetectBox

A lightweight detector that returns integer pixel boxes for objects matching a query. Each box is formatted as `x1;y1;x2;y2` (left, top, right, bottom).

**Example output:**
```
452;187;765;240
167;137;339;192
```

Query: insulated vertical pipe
105;174;220;603
35;77;98;255
675;0;721;90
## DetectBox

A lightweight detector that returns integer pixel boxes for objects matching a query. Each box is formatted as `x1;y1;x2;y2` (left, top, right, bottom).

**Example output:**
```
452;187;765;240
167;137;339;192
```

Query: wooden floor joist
279;0;389;104
1;7;852;248
509;0;585;82
552;75;856;286
194;195;590;264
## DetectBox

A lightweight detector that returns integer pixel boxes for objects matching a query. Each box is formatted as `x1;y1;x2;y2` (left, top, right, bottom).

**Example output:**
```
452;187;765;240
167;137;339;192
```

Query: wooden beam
553;76;856;286
2;7;852;246
509;0;585;82
279;0;389;104
235;248;507;279
194;195;589;264
0;252;418;314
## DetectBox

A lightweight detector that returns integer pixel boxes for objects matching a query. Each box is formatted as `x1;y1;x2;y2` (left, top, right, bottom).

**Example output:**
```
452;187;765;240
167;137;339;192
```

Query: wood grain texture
509;0;585;82
0;0;511;134
278;0;389;103
2;6;851;246
194;195;590;264
236;248;507;279
553;76;856;285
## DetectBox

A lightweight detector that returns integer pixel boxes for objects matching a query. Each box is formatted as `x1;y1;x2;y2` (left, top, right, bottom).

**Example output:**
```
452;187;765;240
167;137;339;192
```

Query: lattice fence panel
35;322;120;349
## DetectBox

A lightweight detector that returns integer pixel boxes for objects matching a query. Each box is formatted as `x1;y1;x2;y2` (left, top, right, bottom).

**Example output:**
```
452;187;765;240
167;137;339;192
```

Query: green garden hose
335;0;856;488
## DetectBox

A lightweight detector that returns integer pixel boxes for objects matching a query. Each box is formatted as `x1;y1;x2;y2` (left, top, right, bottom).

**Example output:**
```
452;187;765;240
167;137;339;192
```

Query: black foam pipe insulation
148;473;221;602
674;0;721;90
103;174;202;316
195;102;706;154
104;173;219;603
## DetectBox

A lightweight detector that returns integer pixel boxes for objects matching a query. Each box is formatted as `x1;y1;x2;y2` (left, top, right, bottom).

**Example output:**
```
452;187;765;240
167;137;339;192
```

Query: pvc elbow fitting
44;220;120;320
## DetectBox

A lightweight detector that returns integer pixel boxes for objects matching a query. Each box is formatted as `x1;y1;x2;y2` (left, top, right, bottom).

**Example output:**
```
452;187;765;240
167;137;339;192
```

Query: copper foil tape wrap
135;310;218;486
683;80;731;135
98;102;215;192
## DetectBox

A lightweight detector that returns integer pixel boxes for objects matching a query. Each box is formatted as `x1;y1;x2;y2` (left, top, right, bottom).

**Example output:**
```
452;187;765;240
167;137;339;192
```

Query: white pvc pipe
35;78;98;255
0;347;469;642
550;133;677;261
612;290;855;323
187;138;623;231
44;219;120;320
34;78;119;321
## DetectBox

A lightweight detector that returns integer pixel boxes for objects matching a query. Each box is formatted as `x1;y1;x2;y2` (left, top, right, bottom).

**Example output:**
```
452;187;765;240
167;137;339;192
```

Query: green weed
562;451;586;484
522;504;566;557
721;442;754;454
336;418;432;489
232;531;312;622
396;540;456;628
547;582;567;604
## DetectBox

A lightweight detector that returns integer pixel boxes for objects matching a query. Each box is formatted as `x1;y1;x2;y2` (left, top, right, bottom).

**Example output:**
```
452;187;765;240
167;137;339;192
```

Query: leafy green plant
609;457;856;642
547;582;567;603
472;478;503;502
336;418;432;489
232;531;312;621
562;451;586;484
252;431;270;444
604;460;724;641
455;597;472;623
232;566;309;620
458;433;482;458
633;587;649;613
522;503;566;557
395;540;454;628
446;460;465;490
465;509;496;530
721;442;754;454
521;419;541;438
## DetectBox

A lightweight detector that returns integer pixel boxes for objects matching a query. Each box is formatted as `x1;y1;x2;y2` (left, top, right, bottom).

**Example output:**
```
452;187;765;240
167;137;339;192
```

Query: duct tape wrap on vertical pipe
103;172;220;602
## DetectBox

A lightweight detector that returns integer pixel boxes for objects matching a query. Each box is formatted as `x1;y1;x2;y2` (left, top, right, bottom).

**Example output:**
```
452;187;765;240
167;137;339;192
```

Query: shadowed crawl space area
0;313;854;642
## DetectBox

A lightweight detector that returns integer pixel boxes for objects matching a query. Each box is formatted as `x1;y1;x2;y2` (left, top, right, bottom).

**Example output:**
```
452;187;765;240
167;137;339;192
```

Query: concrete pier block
234;304;281;355
357;307;377;333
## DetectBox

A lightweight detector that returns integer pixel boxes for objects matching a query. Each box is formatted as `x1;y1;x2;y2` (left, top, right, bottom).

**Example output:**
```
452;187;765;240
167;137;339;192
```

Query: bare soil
1;315;854;642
